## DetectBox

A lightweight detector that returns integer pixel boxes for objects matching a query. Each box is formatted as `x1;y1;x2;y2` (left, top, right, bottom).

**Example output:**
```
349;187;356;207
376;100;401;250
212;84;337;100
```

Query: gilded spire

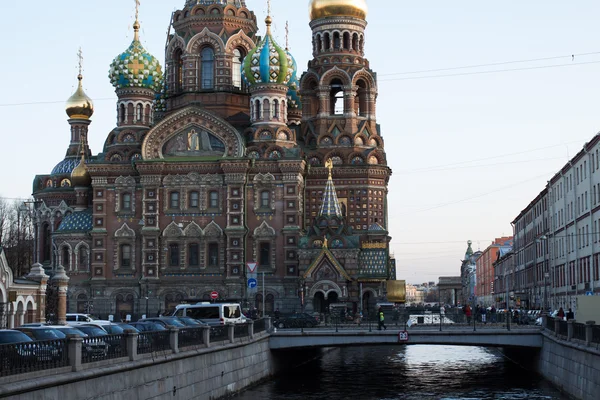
71;132;92;187
265;0;272;33
319;159;342;218
285;21;289;50
134;0;141;41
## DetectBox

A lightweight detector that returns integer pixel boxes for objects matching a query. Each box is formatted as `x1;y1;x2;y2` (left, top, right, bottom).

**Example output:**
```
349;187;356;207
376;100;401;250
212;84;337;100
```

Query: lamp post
544;271;550;314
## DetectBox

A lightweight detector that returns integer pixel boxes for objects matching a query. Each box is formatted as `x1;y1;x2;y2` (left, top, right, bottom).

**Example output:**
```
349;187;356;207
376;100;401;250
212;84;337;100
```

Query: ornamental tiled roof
358;248;388;277
56;210;93;233
368;223;386;231
319;173;342;218
51;158;80;175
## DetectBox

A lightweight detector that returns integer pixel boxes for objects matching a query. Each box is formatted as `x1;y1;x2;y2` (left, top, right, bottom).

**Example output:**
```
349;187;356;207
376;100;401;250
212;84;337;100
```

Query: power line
0;98;115;108
378;51;600;76
397;156;564;175
379;60;600;82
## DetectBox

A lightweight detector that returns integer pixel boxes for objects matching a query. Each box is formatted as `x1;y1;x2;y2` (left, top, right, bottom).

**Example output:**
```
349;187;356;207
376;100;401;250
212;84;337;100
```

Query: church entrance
313;292;325;313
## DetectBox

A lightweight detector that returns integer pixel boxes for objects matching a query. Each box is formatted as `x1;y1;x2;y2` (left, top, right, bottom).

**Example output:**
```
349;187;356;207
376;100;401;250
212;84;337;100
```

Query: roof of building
56;210;93;233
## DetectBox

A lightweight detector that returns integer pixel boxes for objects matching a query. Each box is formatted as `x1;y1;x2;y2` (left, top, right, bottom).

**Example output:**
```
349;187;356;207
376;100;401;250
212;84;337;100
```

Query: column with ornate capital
52;265;70;325
26;263;49;323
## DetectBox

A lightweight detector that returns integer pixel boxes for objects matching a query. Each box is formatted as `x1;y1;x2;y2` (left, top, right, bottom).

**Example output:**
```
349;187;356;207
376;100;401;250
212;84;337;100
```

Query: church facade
31;0;393;320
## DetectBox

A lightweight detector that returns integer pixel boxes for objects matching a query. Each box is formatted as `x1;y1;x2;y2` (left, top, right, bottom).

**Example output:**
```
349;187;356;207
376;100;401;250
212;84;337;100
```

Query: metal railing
137;331;170;355
209;326;228;342
593;326;600;346
81;336;109;363
0;339;68;377
557;320;569;337
234;323;249;338
572;323;587;341
545;316;555;330
254;318;266;333
178;327;204;348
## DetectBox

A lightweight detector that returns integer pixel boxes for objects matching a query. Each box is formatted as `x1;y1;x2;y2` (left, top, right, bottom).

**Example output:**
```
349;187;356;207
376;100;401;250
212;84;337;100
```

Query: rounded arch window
248;150;260;159
351;156;364;165
368;156;379;165
232;48;244;89
339;136;351;146
331;156;343;165
329;79;344;115
269;150;282;159
201;47;215;89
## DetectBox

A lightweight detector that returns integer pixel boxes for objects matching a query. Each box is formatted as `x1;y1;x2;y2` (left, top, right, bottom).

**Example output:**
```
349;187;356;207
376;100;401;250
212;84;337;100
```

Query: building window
169;243;180;267
259;242;270;267
121;244;131;267
208;243;219;267
170;191;180;209
189;191;199;208
189;243;199;266
209;191;219;209
260;190;270;208
201;47;214;89
232;48;243;89
122;193;132;211
62;247;70;270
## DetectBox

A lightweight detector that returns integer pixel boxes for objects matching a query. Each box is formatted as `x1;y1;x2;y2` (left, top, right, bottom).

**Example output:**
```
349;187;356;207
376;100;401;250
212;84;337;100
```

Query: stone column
585;321;595;346
248;319;255;339
125;330;139;361
202;326;211;348
68;335;83;372
567;320;574;341
52;264;70;325
228;324;235;343
169;327;179;354
26;263;49;323
554;318;560;337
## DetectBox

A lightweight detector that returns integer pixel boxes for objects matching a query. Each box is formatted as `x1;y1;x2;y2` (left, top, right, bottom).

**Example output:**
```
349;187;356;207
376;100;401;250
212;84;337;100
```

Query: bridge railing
541;316;600;349
0;323;265;380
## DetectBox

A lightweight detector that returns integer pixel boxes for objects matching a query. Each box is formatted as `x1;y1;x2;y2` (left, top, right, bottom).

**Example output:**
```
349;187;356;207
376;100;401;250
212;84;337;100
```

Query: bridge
269;327;543;349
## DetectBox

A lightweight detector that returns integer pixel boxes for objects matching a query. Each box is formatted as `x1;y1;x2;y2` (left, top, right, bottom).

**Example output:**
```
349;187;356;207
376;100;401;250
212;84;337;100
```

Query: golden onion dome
66;74;94;119
309;0;368;21
71;153;91;187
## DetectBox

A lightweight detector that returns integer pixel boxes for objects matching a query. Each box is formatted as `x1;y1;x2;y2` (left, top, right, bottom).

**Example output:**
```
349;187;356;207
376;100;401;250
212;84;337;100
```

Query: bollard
248;320;254;339
541;315;547;331
202;326;211;348
265;316;272;333
585;321;595;346
554;318;560;337
67;335;83;372
228;323;235;343
125;330;139;361
169;327;179;353
567;320;574;341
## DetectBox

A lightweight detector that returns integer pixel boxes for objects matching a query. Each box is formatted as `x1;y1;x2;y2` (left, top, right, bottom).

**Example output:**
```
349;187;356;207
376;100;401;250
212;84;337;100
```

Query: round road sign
210;291;219;300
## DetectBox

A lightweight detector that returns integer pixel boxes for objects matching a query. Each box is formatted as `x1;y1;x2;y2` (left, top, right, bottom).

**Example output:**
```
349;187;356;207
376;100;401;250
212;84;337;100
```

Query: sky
0;1;599;284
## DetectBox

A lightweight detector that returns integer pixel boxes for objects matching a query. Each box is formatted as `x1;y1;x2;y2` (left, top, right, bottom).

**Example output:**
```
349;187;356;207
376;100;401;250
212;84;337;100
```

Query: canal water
233;345;567;400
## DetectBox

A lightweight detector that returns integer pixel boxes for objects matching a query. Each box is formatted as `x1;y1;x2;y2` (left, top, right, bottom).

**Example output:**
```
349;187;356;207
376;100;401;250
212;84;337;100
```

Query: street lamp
544;271;550;314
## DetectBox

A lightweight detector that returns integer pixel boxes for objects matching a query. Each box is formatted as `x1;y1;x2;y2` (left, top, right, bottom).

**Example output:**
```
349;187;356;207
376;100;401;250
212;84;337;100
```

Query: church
31;0;394;320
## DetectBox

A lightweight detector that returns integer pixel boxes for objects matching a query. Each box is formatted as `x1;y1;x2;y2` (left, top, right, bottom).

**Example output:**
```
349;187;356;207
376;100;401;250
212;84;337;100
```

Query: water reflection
233;345;566;400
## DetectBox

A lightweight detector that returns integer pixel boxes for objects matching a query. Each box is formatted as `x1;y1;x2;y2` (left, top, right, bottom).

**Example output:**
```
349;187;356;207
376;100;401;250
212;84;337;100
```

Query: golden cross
77;47;84;76
285;21;289;50
135;0;140;22
267;0;271;16
129;58;144;75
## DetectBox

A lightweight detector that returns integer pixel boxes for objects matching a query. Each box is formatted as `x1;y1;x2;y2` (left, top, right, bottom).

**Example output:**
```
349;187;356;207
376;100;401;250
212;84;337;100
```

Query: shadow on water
233;345;568;400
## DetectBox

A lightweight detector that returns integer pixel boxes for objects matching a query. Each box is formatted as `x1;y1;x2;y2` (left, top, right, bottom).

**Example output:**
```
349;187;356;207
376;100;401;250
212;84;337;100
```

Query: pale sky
1;1;599;284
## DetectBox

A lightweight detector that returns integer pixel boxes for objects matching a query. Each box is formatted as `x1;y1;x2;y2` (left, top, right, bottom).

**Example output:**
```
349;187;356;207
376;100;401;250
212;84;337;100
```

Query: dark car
177;317;207;327
129;321;167;332
138;317;186;328
0;330;36;374
117;323;141;332
275;313;318;329
15;327;67;362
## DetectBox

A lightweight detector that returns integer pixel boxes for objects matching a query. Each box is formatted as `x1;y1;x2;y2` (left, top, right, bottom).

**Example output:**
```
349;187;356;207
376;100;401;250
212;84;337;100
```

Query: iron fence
0;303;6;329
545;316;555;331
137;331;170;354
0;339;68;377
178;327;204;348
593;326;600;345
253;318;266;333
209;326;228;342
572;323;587;341
81;336;109;363
558;320;569;337
234;323;249;338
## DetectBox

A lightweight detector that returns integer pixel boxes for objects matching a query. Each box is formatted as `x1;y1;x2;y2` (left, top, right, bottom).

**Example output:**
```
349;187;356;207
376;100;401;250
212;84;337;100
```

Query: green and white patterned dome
242;16;295;86
109;21;162;92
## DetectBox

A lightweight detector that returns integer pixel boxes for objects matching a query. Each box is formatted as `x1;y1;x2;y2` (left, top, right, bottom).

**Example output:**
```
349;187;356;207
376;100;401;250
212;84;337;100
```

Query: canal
233;345;567;400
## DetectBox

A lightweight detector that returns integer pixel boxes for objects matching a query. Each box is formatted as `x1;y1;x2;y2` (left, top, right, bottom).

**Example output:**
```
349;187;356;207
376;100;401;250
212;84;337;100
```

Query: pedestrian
274;308;280;320
557;307;565;320
465;305;472;324
490;306;497;323
378;307;387;330
481;307;487;324
566;308;575;321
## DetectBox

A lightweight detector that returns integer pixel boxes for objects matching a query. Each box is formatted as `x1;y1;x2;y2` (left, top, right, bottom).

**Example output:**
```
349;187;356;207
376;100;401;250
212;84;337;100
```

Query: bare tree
0;198;34;277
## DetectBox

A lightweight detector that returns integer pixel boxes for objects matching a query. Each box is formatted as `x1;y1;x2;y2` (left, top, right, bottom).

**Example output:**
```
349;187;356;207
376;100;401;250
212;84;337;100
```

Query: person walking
378;307;387;330
557;307;565;320
566;308;575;321
490;306;497;323
465;305;472;324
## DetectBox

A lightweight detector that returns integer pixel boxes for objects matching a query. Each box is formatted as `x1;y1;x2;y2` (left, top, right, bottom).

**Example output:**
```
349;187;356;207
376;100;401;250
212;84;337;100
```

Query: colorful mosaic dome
285;49;301;109
57;210;93;233
51;158;80;175
109;22;163;92
242;17;295;86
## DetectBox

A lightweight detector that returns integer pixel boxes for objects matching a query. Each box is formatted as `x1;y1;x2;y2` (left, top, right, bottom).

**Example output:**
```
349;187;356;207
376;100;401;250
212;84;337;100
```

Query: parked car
46;326;87;338
66;314;111;326
177;317;207;327
138;317;186;328
0;330;36;372
129;321;167;332
116;323;140;332
172;303;244;326
275;313;319;329
15;327;66;362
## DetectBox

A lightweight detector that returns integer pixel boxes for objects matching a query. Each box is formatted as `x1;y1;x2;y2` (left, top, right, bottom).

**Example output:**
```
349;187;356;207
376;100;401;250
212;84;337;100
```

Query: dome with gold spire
65;74;94;120
309;0;368;21
71;145;91;187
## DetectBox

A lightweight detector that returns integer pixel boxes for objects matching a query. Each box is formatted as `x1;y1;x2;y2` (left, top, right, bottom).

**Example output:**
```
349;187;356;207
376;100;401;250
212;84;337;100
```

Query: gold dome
71;153;91;187
309;0;368;21
66;74;94;119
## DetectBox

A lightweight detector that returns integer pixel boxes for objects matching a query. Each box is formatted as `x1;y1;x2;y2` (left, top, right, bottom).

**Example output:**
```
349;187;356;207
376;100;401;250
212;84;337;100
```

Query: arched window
189;191;199;208
174;49;183;92
259;242;270;267
330;79;344;115
352;33;359;51
170;191;180;209
201;47;215;89
209;191;219;209
232;48;243;89
116;294;134;322
122;193;132;211
169;243;180;267
208;243;219;267
136;104;143;121
316;35;322;53
343;32;350;50
254;99;262;120
127;103;134;124
119;104;126;123
265;294;274;315
324;32;331;51
260;190;270;208
189;243;199;266
76;293;89;313
78;247;88;270
272;99;279;120
263;99;271;120
333;32;341;50
356;79;368;117
62;246;70;270
120;244;131;268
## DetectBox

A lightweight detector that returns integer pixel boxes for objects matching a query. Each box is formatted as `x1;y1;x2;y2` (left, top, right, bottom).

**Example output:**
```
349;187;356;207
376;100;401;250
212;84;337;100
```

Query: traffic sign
586;291;594;296
247;262;257;273
210;291;219;300
398;331;409;342
248;278;257;289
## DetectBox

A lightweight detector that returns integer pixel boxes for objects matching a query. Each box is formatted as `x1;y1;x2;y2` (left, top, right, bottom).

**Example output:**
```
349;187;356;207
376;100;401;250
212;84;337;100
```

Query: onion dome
108;20;163;92
71;151;91;187
309;0;368;21
65;74;94;119
242;16;295;86
286;52;301;110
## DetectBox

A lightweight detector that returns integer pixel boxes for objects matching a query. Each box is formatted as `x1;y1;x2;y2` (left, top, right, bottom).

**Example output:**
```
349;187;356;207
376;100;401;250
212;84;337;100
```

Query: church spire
319;159;342;218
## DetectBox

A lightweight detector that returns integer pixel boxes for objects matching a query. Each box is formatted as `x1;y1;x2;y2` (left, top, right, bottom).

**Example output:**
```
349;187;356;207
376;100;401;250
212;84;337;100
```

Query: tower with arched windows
31;0;394;319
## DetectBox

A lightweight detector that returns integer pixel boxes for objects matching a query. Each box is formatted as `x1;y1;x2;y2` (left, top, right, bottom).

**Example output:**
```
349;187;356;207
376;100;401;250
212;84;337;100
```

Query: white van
65;313;112;326
172;303;244;326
